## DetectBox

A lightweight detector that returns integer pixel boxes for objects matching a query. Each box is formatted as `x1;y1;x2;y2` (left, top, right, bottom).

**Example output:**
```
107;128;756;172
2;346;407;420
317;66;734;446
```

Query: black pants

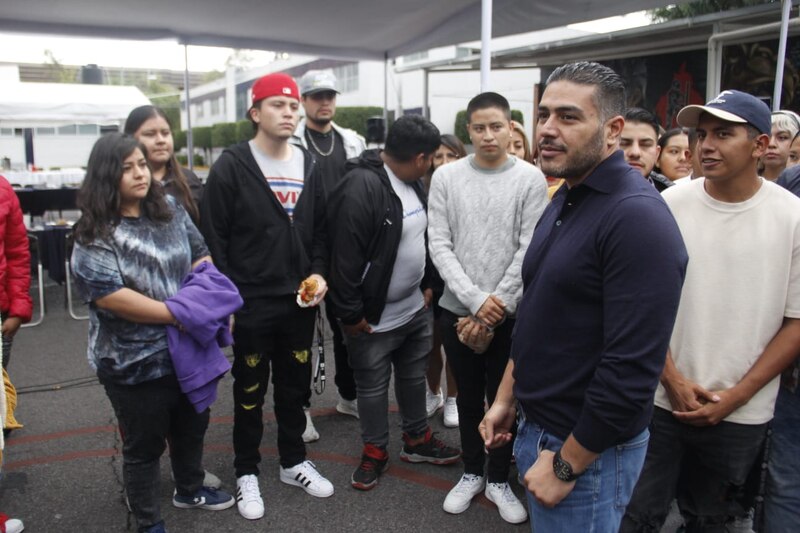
326;300;357;401
104;374;207;532
621;407;767;533
232;296;315;475
302;301;357;407
440;310;515;482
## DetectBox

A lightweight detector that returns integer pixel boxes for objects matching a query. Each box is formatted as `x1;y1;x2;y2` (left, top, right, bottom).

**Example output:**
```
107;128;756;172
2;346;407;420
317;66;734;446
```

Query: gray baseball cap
299;70;339;96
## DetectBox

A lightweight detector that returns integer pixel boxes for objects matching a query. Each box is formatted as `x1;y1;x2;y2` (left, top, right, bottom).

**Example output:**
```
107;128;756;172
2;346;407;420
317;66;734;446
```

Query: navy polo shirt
512;151;687;453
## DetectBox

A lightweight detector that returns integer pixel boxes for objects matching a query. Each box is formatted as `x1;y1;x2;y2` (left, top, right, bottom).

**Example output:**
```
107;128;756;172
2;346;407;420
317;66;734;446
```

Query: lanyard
313;312;326;395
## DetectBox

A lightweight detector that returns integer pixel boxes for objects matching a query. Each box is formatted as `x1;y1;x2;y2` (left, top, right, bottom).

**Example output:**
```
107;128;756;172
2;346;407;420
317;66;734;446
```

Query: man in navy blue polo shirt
479;61;688;532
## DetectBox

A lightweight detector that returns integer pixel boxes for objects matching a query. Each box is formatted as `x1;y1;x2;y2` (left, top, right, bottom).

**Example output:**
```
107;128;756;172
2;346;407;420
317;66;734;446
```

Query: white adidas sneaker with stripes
279;460;334;498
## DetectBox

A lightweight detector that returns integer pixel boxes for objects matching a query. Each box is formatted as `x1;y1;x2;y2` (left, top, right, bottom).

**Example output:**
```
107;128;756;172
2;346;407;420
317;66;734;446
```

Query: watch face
553;452;575;481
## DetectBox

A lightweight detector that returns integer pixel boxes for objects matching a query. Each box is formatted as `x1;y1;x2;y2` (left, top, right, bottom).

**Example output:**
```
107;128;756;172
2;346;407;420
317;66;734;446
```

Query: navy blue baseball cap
677;90;771;135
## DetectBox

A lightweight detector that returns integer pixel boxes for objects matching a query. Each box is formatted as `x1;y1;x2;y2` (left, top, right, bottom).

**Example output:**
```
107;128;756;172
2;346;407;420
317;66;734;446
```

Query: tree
212;122;238;149
192;126;213;166
650;0;772;22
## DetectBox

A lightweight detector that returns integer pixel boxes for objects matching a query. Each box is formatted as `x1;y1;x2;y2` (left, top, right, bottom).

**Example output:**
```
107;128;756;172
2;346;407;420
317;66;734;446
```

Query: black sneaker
400;428;461;465
351;444;389;491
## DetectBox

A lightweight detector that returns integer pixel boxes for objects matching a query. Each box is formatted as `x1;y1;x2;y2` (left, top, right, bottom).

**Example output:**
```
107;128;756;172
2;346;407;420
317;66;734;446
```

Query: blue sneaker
172;487;235;511
143;522;167;533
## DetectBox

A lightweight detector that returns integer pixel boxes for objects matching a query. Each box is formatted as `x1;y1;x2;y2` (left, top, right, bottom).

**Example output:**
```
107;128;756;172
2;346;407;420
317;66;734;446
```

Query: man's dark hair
546;61;626;123
384;115;441;162
466;92;511;123
624;108;661;138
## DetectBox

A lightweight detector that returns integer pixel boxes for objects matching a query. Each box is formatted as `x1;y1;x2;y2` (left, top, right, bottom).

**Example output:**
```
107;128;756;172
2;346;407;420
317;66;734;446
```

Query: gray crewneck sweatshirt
427;155;548;316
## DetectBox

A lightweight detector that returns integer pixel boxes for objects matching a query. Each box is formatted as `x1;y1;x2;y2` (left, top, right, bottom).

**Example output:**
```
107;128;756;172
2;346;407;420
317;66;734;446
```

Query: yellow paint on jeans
243;383;259;394
244;354;262;368
293;349;309;364
240;403;257;410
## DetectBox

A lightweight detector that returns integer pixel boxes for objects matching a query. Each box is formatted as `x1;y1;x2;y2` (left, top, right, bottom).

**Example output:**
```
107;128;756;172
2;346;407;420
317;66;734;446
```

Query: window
332;63;359;93
58;125;77;135
403;51;429;63
210;98;220;116
78;124;99;135
36;127;56;136
0;128;13;137
195;102;204;119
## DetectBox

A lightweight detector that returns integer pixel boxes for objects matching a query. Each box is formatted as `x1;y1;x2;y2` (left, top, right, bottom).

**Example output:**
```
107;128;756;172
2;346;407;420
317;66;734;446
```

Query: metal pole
183;44;194;171
422;69;429;119
774;0;792;110
383;54;389;140
480;0;492;92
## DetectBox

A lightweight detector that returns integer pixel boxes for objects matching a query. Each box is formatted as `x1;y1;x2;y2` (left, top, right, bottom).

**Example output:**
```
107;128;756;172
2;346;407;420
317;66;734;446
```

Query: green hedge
211;122;238;149
176;107;387;151
333;107;384;138
454;109;524;145
173;129;186;151
176;153;205;167
236;120;252;143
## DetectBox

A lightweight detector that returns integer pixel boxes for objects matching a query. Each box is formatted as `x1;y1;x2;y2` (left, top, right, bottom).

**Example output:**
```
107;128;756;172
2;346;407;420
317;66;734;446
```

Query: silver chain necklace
305;128;335;157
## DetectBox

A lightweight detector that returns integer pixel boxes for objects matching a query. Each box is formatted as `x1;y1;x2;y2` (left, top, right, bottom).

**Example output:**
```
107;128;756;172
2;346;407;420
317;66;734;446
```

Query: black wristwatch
553;449;581;482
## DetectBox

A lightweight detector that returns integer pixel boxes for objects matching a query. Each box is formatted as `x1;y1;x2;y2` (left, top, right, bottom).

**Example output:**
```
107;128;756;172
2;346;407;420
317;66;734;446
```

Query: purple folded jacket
165;261;242;413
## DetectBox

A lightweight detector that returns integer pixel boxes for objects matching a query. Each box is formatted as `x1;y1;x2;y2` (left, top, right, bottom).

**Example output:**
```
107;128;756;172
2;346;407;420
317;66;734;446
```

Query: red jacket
0;176;31;322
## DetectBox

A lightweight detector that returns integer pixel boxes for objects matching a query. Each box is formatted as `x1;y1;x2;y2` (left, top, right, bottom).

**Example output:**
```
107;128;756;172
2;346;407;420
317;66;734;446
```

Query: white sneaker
426;388;444;418
235;474;264;520
336;397;359;418
485;482;528;524
279;460;334;498
302;409;320;442
443;474;485;514
443;397;459;428
3;518;23;533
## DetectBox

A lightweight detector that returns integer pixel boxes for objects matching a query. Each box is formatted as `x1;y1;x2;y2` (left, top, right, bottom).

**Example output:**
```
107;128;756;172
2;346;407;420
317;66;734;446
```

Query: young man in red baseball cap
200;73;333;521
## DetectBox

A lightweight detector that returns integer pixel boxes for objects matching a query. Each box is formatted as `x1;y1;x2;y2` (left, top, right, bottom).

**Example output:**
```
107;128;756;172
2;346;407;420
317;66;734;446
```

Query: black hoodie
327;149;431;326
200;140;327;300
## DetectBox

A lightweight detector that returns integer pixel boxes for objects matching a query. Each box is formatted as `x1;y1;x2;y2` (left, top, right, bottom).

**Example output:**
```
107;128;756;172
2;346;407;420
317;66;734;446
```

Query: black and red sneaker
351;443;389;491
400;428;461;465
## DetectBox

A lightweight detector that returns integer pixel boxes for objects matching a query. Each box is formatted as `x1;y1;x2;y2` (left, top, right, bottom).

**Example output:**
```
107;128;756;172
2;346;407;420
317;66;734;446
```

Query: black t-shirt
305;128;347;196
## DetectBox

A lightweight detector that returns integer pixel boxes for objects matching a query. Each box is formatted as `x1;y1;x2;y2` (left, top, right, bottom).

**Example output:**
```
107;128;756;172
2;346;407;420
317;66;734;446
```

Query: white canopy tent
1;0;681;61
0;82;150;128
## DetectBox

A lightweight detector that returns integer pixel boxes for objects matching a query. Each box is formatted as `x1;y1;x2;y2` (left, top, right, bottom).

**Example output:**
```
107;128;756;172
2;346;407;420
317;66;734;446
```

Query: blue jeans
345;307;432;448
514;418;648;533
764;386;800;532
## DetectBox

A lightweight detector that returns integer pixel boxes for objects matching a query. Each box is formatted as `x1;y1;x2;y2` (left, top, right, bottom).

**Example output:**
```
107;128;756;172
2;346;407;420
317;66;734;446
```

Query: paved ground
2;284;530;532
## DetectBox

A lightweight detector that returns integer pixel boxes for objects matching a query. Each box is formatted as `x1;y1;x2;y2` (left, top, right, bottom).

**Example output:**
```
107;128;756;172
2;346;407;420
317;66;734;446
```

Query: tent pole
480;0;492;92
383;53;389;140
184;44;194;171
774;0;792;110
423;68;429;119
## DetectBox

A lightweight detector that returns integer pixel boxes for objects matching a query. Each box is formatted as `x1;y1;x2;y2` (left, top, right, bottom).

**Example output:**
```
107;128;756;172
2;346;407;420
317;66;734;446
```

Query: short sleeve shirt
71;200;209;384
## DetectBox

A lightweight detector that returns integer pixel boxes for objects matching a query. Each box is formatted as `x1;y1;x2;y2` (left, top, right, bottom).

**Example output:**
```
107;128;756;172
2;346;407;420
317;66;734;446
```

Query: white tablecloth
2;169;85;188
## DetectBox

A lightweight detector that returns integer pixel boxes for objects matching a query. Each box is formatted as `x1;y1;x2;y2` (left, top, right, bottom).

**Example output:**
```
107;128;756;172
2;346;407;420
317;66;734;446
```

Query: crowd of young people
0;60;790;533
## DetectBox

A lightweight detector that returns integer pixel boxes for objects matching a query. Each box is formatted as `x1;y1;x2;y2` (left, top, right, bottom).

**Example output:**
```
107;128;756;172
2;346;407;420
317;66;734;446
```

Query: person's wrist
553;449;581;482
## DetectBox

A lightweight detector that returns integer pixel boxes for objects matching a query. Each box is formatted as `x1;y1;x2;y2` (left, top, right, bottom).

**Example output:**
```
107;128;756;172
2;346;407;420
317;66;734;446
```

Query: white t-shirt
655;178;800;424
249;140;305;219
369;164;426;333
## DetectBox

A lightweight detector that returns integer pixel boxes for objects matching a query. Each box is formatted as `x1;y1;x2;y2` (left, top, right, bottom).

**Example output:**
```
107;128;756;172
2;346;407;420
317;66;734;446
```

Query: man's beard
539;126;605;180
309;115;332;127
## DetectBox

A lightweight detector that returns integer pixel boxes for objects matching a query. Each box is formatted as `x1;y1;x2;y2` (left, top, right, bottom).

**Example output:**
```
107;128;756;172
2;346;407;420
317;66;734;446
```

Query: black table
14;187;79;217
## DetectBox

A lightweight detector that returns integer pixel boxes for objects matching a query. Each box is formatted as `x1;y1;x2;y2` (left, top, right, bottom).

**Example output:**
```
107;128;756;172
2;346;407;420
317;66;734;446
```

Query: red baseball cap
251;73;299;104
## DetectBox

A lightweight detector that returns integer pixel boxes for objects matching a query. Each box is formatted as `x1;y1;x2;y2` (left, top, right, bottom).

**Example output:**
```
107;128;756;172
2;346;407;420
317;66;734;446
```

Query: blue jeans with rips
764;385;800;533
345;306;432;448
513;417;649;533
